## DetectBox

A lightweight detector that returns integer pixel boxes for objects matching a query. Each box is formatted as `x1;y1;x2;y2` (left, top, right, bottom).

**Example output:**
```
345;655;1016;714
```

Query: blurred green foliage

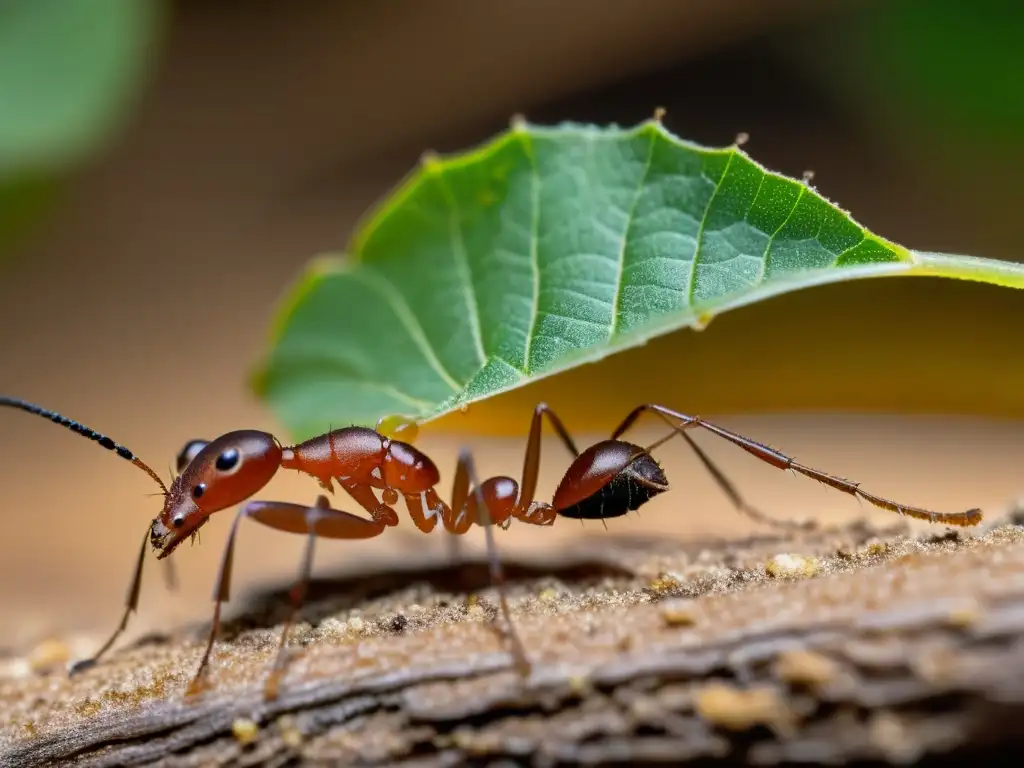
0;0;163;258
0;174;57;255
820;0;1023;146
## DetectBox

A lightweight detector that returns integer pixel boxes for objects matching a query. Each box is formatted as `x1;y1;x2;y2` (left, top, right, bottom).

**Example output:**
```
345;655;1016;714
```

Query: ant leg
612;404;982;528
263;497;327;701
656;428;812;533
635;422;810;532
68;526;150;676
445;528;462;566
187;498;386;698
337;479;400;526
516;403;582;510
451;448;530;676
186;505;251;696
162;558;179;592
448;402;577;563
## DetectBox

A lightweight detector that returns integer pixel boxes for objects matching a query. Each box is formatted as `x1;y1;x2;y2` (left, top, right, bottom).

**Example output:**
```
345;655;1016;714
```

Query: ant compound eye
171;514;186;528
215;447;240;472
192;482;206;499
176;439;209;473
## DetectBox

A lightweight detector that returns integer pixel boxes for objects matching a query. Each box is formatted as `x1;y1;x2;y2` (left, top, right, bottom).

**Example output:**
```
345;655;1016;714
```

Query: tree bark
4;515;1024;766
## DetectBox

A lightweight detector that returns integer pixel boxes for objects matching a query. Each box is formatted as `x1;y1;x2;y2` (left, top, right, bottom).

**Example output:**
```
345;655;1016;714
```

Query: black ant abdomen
556;444;669;520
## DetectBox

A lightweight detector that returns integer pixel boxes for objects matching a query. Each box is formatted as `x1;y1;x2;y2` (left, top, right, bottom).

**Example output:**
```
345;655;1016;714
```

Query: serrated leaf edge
252;119;1024;427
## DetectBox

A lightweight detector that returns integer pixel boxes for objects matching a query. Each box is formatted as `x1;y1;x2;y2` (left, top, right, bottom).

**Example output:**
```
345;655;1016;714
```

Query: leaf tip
307;253;349;278
733;131;750;148
509;113;529;132
652;106;667;124
420;149;443;173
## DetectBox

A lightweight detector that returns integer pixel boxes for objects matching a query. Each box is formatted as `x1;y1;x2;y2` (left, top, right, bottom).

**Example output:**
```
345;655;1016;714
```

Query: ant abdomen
553;441;669;520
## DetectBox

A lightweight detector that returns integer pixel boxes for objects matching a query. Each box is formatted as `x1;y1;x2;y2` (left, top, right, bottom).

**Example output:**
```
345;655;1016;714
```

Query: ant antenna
0;397;168;494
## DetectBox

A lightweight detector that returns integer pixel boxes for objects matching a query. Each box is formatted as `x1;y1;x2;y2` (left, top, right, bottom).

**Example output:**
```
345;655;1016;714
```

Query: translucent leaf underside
253;119;1024;439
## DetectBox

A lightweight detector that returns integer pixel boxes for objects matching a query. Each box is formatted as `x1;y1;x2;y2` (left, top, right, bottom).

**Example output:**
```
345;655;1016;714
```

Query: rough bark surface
4;511;1024;766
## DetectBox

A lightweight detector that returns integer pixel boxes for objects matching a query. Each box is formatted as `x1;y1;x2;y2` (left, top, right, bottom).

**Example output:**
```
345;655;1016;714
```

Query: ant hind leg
615;403;981;529
667;430;816;535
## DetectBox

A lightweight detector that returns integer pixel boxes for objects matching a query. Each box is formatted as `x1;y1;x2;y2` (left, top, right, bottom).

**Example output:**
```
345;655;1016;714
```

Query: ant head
176;439;210;473
150;430;283;557
552;440;669;519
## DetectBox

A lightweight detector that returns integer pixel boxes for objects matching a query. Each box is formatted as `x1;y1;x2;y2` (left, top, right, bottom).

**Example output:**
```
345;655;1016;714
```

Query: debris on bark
3;512;1024;766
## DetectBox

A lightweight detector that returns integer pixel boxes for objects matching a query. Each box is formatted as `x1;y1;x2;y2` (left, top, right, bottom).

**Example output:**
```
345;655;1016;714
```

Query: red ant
1;397;982;700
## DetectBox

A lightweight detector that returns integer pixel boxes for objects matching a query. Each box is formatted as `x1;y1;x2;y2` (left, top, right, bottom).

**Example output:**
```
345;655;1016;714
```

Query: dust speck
765;553;821;579
774;648;839;688
28;638;70;674
278;714;303;748
694;681;793;733
232;717;259;745
944;599;983;629
648;572;682;594
868;711;922;763
659;598;699;627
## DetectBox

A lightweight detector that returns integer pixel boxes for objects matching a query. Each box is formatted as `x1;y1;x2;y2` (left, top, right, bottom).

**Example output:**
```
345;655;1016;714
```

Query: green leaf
0;0;163;177
252;119;1024;440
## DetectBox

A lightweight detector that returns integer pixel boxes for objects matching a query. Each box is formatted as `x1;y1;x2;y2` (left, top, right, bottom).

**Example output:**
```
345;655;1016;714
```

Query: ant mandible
0;397;982;700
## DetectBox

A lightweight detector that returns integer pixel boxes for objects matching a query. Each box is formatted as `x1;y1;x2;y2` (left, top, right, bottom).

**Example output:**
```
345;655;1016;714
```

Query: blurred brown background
1;0;1022;654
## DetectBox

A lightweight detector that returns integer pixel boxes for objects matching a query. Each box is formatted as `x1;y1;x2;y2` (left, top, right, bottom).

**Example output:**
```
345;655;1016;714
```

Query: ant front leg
337;478;401;526
187;497;387;700
612;404;983;528
69;526;151;676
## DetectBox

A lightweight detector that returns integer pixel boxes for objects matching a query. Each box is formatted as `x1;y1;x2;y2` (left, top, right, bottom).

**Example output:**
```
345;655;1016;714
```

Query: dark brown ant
0;397;982;700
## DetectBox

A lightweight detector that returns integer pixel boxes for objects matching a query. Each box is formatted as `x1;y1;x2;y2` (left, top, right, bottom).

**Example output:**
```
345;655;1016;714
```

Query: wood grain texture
4;511;1024;766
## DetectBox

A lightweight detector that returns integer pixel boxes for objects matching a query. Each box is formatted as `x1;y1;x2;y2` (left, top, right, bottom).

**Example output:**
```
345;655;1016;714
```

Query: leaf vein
831;232;870;265
746;171;768;225
519;131;541;374
687;152;735;307
345;380;437;411
432;169;488;367
609;127;657;340
759;185;806;283
349;267;463;393
538;310;610;331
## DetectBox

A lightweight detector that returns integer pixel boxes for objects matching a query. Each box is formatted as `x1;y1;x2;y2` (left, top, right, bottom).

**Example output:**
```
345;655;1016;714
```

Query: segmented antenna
0;396;168;494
